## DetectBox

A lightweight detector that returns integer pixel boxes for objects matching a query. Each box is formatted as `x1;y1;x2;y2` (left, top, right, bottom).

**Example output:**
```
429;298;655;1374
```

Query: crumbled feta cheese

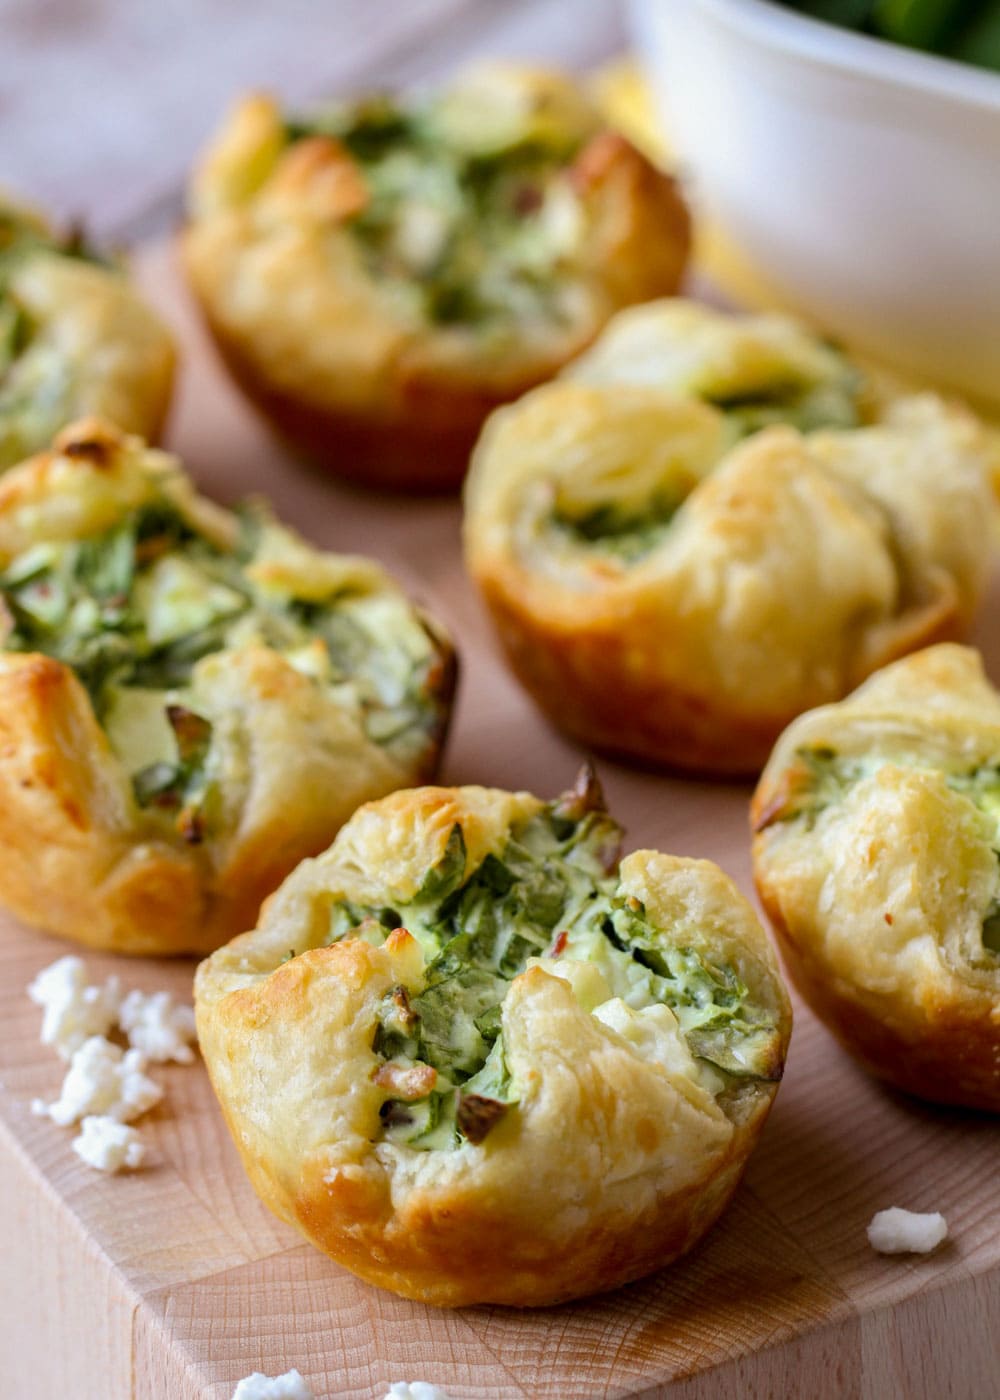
383;1384;454;1400
118;988;197;1063
32;1035;163;1127
539;183;584;255
72;1115;147;1173
231;1370;315;1400
393;202;450;271
28;956;122;1059
867;1207;948;1255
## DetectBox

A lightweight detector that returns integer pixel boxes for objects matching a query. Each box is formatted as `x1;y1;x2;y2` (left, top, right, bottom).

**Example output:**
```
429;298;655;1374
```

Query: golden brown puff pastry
0;418;454;956
181;66;690;492
0;198;174;469
463;300;995;775
195;770;792;1307
752;644;1000;1112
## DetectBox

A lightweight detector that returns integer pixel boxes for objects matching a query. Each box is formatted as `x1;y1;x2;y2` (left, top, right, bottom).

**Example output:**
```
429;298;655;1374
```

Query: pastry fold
196;774;792;1305
0;419;455;954
182;67;690;491
752;644;1000;1111
0;198;174;468
464;301;995;774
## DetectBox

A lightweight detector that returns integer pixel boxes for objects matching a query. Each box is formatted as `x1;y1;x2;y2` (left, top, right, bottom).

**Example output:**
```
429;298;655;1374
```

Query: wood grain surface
0;244;998;1400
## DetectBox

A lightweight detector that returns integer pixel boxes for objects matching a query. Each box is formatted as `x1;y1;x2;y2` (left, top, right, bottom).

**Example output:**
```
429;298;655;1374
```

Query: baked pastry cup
0;197;174;469
181;66;690;492
752;644;1000;1112
0;418;454;956
195;770;792;1307
464;299;995;775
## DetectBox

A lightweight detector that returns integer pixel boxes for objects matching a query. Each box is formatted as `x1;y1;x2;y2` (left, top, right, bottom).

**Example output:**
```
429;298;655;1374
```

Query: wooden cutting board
1;245;998;1400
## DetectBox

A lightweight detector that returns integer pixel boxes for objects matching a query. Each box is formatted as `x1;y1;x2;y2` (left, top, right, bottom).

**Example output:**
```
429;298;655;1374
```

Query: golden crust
0;420;455;955
0;229;174;468
752;644;1000;1111
463;304;994;775
181;71;690;492
195;783;791;1306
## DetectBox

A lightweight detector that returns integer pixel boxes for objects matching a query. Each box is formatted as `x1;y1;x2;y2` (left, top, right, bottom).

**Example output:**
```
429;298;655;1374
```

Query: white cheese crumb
393;202;450;271
32;1035;163;1127
867;1207;948;1254
118;988;198;1063
28;956;122;1060
384;1384;455;1400
231;1370;315;1400
539;183;584;255
72;1115;147;1173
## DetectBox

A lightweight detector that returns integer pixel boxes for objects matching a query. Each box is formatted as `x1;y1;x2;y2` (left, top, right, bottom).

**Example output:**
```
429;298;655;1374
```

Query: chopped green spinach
284;86;590;330
705;361;864;439
551;492;683;563
328;773;782;1151
753;745;859;833
0;493;447;841
131;703;214;842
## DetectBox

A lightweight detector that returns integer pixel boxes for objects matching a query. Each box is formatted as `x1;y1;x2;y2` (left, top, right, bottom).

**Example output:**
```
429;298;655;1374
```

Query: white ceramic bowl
628;0;1000;409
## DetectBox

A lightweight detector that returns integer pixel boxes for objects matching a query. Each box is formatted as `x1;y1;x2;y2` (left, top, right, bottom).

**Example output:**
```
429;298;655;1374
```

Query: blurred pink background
0;0;625;240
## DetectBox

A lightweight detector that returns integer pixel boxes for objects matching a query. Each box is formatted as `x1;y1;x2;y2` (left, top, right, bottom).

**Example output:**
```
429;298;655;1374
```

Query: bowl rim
693;0;1000;113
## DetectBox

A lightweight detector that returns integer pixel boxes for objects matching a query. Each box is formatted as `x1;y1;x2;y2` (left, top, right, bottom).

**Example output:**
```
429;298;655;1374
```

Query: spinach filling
0;496;444;841
550;492;683;563
704;357;865;439
0;207;109;469
753;746;858;834
756;746;1000;959
285;93;589;330
130;703;214;843
546;351;865;567
327;772;782;1152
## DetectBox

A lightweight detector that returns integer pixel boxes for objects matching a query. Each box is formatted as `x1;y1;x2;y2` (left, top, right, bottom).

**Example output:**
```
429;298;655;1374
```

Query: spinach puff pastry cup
752;644;1000;1113
0;418;454;956
464;299;995;775
195;770;792;1307
182;65;690;492
0;198;174;469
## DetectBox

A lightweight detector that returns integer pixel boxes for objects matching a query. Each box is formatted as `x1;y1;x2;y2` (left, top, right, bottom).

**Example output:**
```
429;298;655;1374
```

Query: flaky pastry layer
0;419;454;954
182;67;690;491
752;644;1000;1110
196;780;791;1306
464;301;995;774
0;200;174;467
